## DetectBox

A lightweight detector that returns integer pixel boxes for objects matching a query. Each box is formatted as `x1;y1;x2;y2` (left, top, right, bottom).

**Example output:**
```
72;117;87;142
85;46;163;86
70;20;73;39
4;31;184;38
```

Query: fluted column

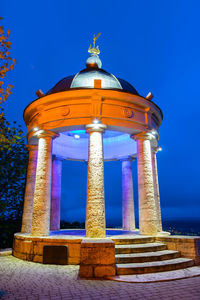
50;156;62;231
152;147;162;232
31;131;58;236
122;158;135;231
85;122;106;238
21;145;38;233
133;132;158;235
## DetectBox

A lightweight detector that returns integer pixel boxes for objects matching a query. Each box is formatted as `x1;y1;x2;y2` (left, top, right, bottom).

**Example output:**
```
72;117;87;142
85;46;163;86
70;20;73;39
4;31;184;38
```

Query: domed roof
47;67;139;96
46;40;140;96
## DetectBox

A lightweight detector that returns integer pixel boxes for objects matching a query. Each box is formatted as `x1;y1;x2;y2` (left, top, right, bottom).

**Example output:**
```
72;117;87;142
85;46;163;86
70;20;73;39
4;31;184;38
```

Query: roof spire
86;33;102;69
88;32;101;55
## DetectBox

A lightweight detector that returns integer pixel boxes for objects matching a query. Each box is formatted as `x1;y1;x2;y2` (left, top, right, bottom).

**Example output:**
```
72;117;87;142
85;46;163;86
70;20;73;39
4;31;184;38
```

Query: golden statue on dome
88;32;101;55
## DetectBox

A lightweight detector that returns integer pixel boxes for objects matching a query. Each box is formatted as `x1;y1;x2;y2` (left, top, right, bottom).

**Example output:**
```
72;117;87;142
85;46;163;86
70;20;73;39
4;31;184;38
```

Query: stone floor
0;256;200;299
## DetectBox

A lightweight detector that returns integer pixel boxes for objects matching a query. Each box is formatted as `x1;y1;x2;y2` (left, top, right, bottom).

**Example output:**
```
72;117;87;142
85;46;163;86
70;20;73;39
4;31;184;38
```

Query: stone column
31;131;58;236
50;156;62;231
133;132;158;235
152;147;162;232
85;123;107;238
122;158;135;231
21;145;38;233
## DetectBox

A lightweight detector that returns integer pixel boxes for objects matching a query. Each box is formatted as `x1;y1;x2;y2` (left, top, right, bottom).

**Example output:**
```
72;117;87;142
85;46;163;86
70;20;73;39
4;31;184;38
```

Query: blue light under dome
66;130;125;139
53;130;137;161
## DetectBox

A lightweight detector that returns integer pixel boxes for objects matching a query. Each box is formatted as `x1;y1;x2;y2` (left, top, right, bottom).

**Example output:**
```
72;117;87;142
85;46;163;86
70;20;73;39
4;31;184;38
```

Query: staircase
112;236;194;275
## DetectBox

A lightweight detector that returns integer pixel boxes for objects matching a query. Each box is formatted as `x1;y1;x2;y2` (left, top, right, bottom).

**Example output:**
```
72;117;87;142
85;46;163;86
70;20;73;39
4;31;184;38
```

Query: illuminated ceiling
53;130;137;161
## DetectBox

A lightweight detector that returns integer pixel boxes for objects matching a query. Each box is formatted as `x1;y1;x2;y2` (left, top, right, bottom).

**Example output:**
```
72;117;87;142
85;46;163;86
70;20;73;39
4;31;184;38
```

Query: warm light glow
158;146;162;151
151;129;157;135
33;127;39;132
35;130;44;136
74;134;80;139
92;118;100;124
148;133;155;140
92;124;102;130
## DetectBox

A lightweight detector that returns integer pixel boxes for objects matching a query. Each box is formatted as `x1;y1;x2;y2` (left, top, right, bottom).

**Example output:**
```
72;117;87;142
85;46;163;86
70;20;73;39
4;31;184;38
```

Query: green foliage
0;108;28;221
0;16;16;104
0;17;26;248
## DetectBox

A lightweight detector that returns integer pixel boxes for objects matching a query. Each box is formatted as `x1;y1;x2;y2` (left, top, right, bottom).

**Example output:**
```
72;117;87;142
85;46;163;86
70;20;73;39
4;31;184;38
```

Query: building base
80;239;116;278
13;230;200;268
13;232;82;264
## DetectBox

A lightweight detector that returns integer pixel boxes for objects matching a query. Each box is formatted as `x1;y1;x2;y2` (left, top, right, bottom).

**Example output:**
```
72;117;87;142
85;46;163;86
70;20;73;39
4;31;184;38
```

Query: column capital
26;144;38;151
131;131;153;141
86;123;107;133
34;130;59;139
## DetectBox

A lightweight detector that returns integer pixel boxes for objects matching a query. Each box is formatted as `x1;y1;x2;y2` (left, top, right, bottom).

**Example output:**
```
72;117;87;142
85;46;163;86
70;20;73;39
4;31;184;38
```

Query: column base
79;239;116;278
123;227;136;231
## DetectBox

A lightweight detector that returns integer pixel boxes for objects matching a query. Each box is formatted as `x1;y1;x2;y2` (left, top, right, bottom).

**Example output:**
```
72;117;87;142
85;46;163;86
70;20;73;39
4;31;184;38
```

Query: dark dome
47;67;139;96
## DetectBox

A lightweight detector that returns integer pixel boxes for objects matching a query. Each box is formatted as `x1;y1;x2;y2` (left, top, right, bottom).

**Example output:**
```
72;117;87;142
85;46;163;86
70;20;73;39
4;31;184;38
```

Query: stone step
112;236;155;245
115;242;167;254
116;258;194;275
109;266;200;283
115;250;180;263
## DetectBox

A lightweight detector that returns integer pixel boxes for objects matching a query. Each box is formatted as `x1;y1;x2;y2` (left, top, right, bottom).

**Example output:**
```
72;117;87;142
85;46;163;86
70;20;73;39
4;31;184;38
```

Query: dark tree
0;16;16;104
0;108;28;221
0;18;27;248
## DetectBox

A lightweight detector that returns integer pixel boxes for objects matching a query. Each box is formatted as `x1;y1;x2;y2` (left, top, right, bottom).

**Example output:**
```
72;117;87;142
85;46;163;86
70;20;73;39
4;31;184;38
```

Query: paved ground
0;256;200;300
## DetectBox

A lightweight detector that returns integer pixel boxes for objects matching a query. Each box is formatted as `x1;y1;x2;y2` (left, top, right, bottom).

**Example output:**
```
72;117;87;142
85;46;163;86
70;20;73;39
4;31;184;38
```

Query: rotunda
13;35;164;265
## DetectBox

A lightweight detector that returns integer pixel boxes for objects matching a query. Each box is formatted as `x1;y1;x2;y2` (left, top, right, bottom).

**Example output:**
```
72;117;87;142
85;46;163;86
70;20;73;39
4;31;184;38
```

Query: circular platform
13;229;140;264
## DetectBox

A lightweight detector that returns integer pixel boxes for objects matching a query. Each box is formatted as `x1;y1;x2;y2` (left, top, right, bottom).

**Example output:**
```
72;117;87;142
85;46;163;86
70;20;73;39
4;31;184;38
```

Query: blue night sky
2;0;200;226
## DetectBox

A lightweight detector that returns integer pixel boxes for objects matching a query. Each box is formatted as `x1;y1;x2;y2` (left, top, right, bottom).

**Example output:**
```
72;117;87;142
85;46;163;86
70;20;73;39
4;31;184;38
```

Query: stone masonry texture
80;239;115;278
31;136;53;236
136;137;158;235
86;129;106;238
152;149;162;232
21;145;38;233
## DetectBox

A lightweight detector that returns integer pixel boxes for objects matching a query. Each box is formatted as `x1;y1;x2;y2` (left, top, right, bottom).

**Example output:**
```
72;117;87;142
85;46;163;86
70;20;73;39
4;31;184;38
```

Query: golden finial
88;32;101;55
